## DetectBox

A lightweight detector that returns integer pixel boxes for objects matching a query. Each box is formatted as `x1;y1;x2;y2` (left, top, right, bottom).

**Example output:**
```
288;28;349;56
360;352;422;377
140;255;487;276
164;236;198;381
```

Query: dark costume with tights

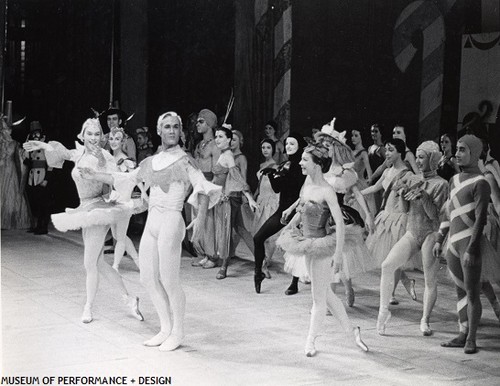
254;134;307;281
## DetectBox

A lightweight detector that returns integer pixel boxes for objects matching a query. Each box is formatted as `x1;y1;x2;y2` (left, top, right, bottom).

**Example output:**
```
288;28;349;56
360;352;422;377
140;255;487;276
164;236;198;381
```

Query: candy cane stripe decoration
393;1;452;142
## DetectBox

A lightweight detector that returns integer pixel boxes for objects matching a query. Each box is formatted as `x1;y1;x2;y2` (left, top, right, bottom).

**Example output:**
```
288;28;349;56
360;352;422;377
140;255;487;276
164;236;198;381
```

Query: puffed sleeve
45;141;80;168
186;158;222;209
224;166;250;195
325;168;358;193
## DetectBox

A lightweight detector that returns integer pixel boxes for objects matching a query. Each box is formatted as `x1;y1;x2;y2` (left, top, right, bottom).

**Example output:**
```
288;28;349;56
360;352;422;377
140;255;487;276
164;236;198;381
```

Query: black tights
253;210;284;274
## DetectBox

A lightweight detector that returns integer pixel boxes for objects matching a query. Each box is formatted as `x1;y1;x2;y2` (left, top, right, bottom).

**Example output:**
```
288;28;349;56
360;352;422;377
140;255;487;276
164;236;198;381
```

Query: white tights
111;217;139;269
139;209;186;338
81;225;131;308
380;231;440;322
306;254;353;339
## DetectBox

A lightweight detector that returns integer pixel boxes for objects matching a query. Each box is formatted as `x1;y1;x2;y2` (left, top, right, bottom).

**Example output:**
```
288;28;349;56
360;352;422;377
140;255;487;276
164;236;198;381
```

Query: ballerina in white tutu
23;118;144;324
277;143;368;356
80;112;222;351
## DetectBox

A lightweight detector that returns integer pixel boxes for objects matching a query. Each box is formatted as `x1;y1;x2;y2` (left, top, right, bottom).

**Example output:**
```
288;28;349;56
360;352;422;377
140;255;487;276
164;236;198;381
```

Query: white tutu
52;198;132;232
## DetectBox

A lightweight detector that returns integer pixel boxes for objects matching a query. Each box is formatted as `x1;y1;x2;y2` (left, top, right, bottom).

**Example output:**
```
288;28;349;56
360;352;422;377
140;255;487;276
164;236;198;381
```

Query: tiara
317;117;347;144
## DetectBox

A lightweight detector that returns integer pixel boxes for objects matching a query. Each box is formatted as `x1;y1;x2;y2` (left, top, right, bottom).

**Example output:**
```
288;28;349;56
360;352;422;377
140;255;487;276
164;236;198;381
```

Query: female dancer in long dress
361;138;417;305
23;118;143;323
277;143;368;356
1;116;31;229
208;127;258;279
107;127;143;271
376;141;448;336
81;112;222;351
253;133;307;294
252;139;280;278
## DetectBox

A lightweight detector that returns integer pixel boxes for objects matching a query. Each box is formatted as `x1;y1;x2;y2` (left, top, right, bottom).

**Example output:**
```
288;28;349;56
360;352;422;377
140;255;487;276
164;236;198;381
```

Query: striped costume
436;172;491;333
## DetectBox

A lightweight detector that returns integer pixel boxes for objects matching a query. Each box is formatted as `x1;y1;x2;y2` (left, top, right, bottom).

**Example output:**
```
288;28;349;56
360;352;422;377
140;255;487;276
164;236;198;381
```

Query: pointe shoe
420;319;432;336
304;336;317;357
346;286;355;307
285;284;298;296
191;257;208;267
376;310;391;335
127;296;144;321
216;266;227;280
81;305;93;324
143;331;170;347
403;278;417;301
389;297;399;305
112;264;119;272
464;340;477;354
353;327;369;352
159;334;184;352
254;272;266;294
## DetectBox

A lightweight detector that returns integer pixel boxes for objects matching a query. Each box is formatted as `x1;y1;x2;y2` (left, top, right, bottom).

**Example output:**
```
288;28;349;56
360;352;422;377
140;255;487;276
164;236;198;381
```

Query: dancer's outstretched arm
79;167;114;185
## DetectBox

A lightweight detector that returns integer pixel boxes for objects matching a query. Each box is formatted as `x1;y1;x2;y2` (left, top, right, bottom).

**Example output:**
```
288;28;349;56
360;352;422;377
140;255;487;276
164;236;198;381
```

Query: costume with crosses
25;121;52;234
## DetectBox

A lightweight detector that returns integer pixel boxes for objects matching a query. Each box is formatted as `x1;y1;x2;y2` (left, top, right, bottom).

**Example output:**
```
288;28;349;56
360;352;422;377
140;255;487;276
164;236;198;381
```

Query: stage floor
2;228;500;385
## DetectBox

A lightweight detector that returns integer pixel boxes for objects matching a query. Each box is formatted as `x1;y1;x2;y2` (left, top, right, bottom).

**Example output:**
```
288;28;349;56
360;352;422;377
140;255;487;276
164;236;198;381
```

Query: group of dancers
21;109;500;356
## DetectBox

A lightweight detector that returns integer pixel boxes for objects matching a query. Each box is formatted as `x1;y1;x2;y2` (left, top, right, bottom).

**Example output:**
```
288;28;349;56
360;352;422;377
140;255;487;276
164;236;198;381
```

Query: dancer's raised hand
23;140;48;152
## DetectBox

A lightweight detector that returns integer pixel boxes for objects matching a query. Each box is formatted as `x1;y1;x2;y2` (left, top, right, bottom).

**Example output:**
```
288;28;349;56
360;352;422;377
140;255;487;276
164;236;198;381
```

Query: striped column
273;0;292;142
393;1;455;142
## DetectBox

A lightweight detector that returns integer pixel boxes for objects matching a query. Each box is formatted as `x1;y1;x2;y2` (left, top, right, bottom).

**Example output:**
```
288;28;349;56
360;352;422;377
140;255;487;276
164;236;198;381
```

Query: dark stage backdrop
290;0;473;151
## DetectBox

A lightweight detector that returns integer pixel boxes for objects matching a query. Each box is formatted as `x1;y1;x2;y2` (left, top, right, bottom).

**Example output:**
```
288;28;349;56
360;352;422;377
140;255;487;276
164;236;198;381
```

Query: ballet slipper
376;310;391;335
144;331;170;347
353;327;369;352
420;319;432;336
126;296;144;321
304;335;316;357
158;334;184;351
81;305;93;324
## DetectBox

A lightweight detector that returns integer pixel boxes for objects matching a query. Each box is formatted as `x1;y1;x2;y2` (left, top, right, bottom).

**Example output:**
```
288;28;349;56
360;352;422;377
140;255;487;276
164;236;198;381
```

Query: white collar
152;145;186;171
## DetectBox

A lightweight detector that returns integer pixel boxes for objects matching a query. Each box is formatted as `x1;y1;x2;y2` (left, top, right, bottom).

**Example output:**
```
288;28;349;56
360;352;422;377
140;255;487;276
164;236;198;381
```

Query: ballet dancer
376;141;448;336
80;112;222;351
23;118;144;324
277;143;368;356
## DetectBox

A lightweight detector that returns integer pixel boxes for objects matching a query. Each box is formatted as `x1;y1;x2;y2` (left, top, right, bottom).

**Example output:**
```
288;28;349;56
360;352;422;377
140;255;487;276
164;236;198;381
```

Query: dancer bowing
23;118;143;324
277;143;368;356
376;141;448;336
80;112;221;351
